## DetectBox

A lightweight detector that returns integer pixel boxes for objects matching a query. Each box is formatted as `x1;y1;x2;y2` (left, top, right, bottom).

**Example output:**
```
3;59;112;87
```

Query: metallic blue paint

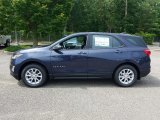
10;32;151;80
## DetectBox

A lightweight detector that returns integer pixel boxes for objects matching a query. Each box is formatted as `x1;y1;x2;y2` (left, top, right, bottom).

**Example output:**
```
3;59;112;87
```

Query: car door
51;35;89;77
87;34;125;78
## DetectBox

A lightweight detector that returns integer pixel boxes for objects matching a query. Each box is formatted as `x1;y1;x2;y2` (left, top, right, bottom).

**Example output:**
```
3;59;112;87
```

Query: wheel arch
6;39;10;42
112;62;140;79
18;61;49;80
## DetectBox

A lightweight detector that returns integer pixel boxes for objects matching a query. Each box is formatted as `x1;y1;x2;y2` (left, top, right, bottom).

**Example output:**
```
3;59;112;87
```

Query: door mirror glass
53;44;62;51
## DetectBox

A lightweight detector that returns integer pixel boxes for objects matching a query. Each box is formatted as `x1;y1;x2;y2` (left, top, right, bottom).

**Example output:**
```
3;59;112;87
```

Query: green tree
68;0;160;35
14;0;51;46
0;0;159;44
0;0;15;34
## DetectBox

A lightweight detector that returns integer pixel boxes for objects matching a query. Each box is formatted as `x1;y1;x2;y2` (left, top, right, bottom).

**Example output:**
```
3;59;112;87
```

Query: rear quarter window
124;36;147;47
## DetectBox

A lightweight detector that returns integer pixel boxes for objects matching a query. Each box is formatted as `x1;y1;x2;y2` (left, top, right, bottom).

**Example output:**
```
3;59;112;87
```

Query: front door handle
78;51;87;55
115;50;122;53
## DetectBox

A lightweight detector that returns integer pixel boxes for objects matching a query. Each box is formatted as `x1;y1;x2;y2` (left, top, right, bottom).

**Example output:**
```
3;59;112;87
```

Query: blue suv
10;32;151;87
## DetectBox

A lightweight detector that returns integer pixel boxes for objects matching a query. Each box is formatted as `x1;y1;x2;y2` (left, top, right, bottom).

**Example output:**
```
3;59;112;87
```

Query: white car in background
0;35;11;47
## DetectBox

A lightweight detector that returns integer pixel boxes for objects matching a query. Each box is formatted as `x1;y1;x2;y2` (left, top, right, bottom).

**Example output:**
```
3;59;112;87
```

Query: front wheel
21;64;47;87
114;65;137;87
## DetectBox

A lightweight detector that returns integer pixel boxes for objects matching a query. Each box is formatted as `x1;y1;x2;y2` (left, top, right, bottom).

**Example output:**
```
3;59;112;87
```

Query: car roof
51;32;142;47
69;32;140;38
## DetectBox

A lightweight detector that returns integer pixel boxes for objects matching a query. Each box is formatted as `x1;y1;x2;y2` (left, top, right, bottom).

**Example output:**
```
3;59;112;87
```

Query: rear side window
124;36;147;47
92;35;123;49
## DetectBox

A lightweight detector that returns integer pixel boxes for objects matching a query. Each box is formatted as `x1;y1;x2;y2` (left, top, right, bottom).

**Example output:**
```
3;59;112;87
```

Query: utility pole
125;0;128;17
15;25;18;45
48;34;51;42
124;0;128;32
14;12;18;45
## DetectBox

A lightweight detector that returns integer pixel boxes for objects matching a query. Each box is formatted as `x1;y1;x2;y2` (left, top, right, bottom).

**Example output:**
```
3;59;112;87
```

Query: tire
21;64;47;88
114;65;137;87
5;40;10;47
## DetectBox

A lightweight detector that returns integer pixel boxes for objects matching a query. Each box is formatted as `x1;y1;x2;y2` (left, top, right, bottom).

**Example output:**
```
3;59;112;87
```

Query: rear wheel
21;64;47;87
5;40;10;47
114;65;137;87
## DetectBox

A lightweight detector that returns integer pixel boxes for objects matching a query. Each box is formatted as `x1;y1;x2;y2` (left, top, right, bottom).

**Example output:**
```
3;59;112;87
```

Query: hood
18;46;50;54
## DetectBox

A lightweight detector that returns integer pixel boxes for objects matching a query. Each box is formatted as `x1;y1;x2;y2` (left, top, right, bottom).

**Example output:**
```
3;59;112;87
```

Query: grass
4;45;32;52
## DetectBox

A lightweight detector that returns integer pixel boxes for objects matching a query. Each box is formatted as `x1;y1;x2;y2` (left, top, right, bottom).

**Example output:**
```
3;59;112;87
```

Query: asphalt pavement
0;46;160;120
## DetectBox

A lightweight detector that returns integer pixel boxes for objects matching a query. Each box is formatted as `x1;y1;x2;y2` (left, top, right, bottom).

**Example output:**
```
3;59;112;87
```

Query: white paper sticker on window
94;36;110;47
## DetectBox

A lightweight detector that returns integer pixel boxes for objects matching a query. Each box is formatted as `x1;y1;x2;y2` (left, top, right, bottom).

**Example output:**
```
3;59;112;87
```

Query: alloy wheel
118;69;135;85
25;68;43;85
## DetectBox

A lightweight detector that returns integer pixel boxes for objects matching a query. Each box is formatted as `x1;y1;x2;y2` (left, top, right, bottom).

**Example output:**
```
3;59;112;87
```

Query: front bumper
10;64;20;80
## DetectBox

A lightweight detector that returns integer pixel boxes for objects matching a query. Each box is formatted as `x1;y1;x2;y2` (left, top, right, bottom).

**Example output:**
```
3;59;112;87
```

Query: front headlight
12;53;23;59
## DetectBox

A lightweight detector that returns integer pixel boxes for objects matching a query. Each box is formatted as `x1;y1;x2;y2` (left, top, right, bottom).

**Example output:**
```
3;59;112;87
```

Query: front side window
60;36;87;50
92;35;123;49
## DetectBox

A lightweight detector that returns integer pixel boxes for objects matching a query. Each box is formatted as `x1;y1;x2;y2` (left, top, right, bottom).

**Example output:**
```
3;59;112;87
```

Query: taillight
144;49;151;57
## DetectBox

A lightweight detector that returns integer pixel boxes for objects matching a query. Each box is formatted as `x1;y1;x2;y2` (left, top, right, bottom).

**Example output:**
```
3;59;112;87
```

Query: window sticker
94;36;110;47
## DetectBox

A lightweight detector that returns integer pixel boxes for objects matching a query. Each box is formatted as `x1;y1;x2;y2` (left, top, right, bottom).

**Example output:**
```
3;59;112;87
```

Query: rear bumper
140;68;150;77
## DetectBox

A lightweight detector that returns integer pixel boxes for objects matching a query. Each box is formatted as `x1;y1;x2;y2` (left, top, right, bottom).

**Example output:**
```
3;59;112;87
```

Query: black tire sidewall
114;65;137;87
21;64;47;87
5;41;10;47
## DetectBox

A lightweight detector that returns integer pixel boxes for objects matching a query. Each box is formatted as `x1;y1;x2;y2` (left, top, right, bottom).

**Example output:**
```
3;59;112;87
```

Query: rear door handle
78;51;87;55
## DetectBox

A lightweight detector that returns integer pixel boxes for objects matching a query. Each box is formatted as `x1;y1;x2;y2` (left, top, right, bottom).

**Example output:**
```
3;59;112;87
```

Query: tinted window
92;35;122;49
124;36;146;47
112;38;123;48
60;36;87;49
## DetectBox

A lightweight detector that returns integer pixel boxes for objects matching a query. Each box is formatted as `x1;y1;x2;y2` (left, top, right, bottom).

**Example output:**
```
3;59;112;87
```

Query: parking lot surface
0;46;160;120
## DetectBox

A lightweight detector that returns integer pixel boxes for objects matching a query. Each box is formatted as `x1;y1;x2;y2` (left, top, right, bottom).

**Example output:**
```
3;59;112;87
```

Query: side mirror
53;44;62;51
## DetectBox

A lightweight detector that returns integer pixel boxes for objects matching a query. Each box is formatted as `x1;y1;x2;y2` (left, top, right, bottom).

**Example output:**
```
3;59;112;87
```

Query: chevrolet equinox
10;32;151;87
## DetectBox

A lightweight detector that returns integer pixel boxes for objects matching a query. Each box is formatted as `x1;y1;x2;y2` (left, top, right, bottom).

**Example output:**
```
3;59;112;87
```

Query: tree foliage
68;0;160;34
0;0;159;45
0;0;15;34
